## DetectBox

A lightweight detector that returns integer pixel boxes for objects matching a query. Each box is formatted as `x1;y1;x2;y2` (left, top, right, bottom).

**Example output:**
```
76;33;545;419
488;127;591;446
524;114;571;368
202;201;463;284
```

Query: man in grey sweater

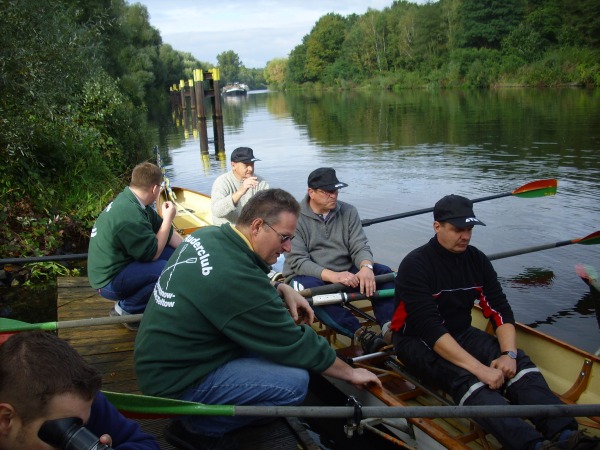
283;167;395;343
210;147;270;226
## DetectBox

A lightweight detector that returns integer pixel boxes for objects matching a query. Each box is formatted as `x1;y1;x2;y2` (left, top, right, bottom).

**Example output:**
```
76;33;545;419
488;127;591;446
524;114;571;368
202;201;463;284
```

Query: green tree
304;13;347;82
264;58;288;87
217;50;242;85
286;39;308;84
386;1;420;71
457;0;527;49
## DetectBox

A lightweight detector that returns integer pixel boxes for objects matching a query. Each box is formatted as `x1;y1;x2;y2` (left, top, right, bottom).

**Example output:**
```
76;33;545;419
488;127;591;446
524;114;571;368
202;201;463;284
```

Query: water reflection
504;268;555;288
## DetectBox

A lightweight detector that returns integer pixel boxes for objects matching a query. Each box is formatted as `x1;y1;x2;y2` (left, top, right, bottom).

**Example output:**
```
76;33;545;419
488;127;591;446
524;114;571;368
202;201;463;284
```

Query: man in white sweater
210;147;270;226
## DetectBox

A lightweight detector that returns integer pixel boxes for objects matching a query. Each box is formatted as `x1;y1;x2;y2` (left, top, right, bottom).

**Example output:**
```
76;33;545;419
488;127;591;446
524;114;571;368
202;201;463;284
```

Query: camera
38;416;113;450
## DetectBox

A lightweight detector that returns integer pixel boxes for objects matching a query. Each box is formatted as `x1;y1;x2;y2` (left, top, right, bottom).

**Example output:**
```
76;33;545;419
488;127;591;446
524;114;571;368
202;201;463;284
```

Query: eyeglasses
316;189;338;197
264;221;295;243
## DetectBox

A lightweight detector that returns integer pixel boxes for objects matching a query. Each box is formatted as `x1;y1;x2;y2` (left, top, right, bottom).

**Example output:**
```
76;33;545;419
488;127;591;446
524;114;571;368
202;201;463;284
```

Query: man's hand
474;365;505;390
161;200;177;223
491;355;517;380
331;270;359;288
240;176;259;193
278;283;315;324
346;367;382;390
356;267;376;297
98;434;113;447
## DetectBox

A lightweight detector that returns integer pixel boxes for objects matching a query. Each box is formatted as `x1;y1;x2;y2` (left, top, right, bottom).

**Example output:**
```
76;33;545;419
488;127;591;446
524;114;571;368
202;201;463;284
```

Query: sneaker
164;419;239;450
109;305;139;331
354;326;386;354
543;429;600;450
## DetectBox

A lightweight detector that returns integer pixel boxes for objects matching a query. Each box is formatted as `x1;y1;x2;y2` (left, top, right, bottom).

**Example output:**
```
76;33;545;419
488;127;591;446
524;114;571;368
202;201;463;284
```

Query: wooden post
188;79;196;110
210;68;226;158
179;79;186;110
173;68;226;158
193;69;209;156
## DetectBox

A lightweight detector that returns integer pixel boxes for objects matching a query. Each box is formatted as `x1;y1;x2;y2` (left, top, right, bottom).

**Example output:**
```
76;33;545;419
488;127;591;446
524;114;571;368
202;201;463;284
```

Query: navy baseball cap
308;168;348;191
231;147;260;163
434;194;486;227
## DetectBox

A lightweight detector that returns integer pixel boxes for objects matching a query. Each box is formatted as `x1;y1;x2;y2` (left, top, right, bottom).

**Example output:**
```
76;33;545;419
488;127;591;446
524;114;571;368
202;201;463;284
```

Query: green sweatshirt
134;223;337;398
87;187;172;289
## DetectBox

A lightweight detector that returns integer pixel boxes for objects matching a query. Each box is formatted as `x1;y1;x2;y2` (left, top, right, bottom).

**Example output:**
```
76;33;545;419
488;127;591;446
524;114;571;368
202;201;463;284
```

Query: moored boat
221;82;248;96
157;187;212;235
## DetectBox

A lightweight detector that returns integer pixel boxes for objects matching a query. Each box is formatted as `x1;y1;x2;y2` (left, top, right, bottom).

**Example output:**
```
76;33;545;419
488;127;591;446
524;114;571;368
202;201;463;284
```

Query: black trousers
394;327;577;450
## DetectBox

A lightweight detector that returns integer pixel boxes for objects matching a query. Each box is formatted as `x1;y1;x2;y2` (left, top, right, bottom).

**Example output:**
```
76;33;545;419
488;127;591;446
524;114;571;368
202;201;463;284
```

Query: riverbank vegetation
264;0;599;90
0;0;204;278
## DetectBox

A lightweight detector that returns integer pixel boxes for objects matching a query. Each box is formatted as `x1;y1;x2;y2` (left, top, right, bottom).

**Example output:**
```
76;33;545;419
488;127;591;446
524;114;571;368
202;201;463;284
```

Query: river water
157;88;600;355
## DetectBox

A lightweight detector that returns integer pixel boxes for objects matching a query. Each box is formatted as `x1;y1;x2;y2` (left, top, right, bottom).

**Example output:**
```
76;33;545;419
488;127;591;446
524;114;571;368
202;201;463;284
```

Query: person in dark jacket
0;331;159;450
391;194;590;450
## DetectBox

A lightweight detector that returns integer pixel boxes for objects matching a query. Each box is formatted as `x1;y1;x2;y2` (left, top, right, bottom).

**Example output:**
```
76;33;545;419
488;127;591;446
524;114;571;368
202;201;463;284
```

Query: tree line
264;0;599;89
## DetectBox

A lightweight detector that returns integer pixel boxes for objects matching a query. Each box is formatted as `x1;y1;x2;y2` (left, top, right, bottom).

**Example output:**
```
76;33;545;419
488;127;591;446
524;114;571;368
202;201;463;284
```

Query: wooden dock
57;277;320;450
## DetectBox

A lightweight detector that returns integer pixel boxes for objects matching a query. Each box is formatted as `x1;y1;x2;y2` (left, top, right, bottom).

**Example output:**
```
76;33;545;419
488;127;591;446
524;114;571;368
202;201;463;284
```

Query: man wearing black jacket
391;194;590;450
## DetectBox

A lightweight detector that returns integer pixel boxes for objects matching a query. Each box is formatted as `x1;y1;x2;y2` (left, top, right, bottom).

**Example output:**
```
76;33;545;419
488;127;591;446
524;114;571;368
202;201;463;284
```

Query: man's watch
501;350;517;359
360;264;374;270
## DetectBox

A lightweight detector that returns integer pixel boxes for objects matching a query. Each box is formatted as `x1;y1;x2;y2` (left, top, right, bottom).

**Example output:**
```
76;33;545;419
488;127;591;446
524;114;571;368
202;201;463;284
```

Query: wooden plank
57;278;143;396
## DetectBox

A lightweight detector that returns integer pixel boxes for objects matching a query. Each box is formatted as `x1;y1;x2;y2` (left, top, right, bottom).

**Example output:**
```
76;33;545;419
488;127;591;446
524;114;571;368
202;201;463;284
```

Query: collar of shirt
232;225;254;251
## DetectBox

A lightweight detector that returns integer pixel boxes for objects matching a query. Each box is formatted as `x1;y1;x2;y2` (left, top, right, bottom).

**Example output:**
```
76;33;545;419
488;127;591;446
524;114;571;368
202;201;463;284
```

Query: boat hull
157;187;212;235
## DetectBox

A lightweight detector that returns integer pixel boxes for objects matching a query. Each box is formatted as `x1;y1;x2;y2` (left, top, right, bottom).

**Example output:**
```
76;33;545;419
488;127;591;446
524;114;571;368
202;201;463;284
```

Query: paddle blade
512;179;558;198
576;264;599;282
577;230;600;245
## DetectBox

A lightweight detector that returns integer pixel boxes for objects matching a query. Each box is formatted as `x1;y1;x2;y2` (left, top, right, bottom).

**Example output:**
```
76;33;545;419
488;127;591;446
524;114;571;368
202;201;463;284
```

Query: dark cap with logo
231;147;260;163
308;167;349;191
433;194;486;227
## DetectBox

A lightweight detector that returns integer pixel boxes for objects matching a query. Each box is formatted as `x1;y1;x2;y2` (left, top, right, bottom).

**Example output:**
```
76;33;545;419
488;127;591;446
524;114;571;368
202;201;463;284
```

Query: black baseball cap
231;147;260;163
308;167;348;191
433;194;486;227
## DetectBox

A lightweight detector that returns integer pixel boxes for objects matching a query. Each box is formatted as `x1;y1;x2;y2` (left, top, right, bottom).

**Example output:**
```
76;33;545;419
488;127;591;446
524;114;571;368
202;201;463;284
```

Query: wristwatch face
503;351;517;359
362;264;374;270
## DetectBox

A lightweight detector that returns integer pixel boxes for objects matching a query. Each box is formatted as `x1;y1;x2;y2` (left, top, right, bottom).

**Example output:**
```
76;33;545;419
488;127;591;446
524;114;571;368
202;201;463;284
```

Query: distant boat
221;82;248;96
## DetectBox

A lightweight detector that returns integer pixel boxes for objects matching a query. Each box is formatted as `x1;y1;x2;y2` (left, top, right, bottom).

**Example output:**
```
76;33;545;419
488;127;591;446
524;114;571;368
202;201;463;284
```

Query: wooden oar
298;272;396;298
102;390;600;420
361;179;558;227
488;230;600;261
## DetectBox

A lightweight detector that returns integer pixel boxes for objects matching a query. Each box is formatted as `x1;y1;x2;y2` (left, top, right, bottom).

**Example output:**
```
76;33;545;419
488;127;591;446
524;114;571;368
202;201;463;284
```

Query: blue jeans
178;354;309;436
98;246;175;314
291;263;396;337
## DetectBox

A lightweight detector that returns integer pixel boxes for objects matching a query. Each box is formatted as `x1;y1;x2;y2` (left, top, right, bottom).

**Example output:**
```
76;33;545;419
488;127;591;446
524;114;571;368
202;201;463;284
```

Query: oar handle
299;272;396;297
308;289;395;306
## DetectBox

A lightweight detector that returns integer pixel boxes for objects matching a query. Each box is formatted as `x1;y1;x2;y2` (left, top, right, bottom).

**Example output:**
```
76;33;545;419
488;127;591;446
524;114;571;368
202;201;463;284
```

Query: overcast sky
133;1;419;68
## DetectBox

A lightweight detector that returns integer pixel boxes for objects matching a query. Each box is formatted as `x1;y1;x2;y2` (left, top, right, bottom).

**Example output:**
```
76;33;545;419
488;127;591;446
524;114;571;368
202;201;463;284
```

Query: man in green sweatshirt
87;162;183;329
134;188;381;450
